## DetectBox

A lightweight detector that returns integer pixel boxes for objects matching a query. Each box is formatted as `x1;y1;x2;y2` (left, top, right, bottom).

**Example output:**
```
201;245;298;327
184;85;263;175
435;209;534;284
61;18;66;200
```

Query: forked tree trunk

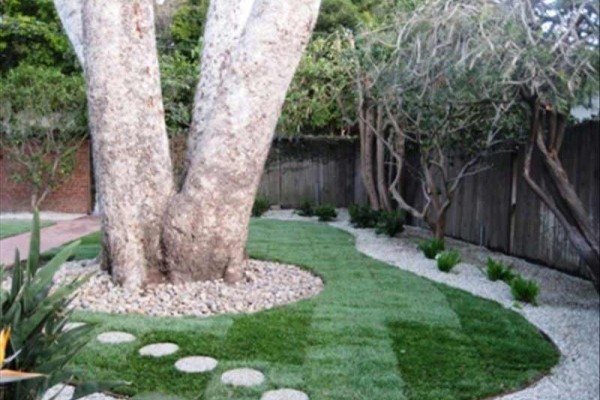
161;0;321;283
83;0;175;288
57;0;321;287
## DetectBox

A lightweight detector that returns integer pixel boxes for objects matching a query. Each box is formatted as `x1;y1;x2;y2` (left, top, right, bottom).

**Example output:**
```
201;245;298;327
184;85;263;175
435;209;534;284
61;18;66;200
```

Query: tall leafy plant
0;211;114;399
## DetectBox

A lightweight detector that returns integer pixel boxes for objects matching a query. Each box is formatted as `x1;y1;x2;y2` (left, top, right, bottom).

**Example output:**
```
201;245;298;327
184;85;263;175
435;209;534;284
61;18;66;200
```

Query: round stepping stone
62;322;86;332
261;389;309;400
221;368;265;387
96;331;136;344
139;342;179;357
174;356;218;373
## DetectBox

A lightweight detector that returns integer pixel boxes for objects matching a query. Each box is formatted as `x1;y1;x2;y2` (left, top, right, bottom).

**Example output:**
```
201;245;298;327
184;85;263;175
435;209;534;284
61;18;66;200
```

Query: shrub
252;196;270;217
418;238;445;259
296;200;315;217
436;250;461;272
348;204;379;228
0;211;114;399
315;205;338;222
510;276;540;304
375;210;405;237
486;258;516;283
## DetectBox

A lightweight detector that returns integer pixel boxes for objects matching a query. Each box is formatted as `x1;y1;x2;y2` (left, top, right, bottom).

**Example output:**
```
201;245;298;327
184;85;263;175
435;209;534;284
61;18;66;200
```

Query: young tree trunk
359;103;380;210
161;0;321;283
83;0;175;288
375;106;392;212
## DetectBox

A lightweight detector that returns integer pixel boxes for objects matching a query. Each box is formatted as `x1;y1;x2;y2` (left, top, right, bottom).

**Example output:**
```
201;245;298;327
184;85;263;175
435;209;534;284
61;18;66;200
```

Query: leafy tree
348;0;522;237
0;65;87;209
0;0;78;73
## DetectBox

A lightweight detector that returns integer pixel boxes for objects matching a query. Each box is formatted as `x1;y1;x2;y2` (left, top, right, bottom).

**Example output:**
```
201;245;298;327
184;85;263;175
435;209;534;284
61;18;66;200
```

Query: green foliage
159;52;199;137
486;258;516;283
348;203;380;228
316;0;363;33
510;276;540;305
166;0;209;58
314;205;338;221
436;250;461;273
0;0;79;73
418;239;445;260
0;64;87;207
375;209;405;237
295;200;315;217
0;211;114;399
279;35;355;136
251;196;271;218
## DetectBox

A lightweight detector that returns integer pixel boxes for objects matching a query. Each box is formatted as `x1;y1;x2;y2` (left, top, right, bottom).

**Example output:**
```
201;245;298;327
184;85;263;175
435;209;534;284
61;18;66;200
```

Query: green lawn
0;219;53;239
61;220;558;400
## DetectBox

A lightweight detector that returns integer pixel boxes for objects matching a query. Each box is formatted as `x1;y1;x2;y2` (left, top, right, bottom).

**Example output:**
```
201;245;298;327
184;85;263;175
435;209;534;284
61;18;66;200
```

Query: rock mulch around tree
96;331;136;344
138;342;179;357
261;388;309;400
174;356;218;373
51;259;323;317
220;368;265;387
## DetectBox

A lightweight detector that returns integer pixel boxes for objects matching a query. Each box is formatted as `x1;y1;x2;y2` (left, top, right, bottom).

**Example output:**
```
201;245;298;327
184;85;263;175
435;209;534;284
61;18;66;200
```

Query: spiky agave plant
0;210;117;399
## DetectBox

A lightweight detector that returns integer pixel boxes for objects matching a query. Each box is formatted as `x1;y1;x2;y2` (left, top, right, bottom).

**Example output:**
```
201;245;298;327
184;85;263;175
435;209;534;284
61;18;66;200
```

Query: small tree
350;0;522;239
0;65;87;209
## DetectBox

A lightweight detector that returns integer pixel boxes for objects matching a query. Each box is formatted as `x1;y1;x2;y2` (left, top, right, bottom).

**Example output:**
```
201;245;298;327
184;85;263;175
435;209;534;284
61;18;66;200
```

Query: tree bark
523;102;599;289
83;0;175;288
375;106;392;212
359;102;380;210
161;0;321;283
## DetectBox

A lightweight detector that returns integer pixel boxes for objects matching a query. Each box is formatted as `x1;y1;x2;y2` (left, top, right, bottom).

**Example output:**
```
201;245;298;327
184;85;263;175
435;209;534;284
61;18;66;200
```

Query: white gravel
174;356;218;373
265;209;600;400
49;258;323;317
221;368;265;387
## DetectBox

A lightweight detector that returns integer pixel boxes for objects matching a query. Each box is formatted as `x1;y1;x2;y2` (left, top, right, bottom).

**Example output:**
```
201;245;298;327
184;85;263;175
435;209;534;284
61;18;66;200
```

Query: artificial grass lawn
64;220;558;400
0;219;53;239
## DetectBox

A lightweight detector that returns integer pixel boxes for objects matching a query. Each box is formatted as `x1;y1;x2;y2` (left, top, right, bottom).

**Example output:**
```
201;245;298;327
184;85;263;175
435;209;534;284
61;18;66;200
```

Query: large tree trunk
83;0;175;288
161;0;321;283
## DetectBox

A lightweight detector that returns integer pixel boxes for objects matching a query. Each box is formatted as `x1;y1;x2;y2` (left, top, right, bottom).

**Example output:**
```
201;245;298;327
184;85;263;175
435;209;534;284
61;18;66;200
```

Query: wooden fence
259;123;598;279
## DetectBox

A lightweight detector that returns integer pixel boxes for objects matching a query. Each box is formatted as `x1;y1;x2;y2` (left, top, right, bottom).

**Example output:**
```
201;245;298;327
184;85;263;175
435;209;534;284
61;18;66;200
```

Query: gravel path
51;258;323;317
265;209;600;400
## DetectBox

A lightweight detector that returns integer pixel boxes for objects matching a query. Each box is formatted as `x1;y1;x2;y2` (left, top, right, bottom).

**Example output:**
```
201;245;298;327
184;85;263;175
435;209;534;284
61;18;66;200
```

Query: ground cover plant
375;210;405;237
295;200;315;217
418;238;445;259
486;258;516;283
510;276;540;305
436;250;461;273
0;220;53;239
52;220;558;400
314;205;337;222
251;197;271;218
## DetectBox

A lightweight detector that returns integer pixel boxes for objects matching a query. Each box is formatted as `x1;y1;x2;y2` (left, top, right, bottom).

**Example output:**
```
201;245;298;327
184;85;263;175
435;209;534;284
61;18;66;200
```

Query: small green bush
486;258;516;283
348;204;379;228
252;196;270;217
436;250;461;272
418;238;445;259
315;205;338;222
0;211;116;398
375;210;405;237
510;276;540;304
296;200;315;217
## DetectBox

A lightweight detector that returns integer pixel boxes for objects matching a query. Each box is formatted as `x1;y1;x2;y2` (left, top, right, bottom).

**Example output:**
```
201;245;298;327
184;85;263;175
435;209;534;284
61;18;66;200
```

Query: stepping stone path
221;368;265;387
139;342;179;357
62;322;86;332
261;389;309;400
174;356;218;373
96;331;136;344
